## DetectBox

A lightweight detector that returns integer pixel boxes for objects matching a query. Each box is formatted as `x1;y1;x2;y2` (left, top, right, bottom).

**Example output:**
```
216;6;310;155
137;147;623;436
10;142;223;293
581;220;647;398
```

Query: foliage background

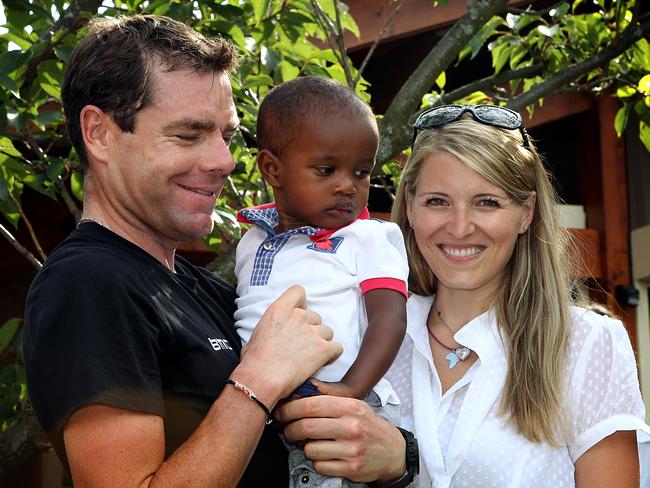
0;0;648;480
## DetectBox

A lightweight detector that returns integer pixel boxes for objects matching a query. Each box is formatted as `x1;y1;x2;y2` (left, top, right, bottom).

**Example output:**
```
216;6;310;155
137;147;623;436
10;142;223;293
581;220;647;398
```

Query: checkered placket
240;207;321;286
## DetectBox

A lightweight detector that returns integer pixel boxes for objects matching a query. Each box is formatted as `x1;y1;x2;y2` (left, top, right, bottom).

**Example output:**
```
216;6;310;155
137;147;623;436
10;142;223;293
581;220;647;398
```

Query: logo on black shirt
208;337;233;351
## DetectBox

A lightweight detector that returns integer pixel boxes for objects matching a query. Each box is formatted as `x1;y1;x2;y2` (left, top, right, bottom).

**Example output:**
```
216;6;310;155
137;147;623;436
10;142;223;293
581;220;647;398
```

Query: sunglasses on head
412;104;530;149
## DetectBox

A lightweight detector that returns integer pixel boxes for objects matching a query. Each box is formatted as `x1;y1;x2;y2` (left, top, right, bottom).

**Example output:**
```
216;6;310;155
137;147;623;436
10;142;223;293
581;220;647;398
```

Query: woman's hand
278;395;406;483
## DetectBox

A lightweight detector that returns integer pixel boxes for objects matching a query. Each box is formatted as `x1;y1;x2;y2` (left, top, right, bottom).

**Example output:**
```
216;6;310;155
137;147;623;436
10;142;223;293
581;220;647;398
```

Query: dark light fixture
615;284;641;308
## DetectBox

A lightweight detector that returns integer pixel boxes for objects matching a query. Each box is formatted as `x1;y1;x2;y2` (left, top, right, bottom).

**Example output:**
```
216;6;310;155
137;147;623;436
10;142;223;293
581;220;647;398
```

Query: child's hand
311;379;364;399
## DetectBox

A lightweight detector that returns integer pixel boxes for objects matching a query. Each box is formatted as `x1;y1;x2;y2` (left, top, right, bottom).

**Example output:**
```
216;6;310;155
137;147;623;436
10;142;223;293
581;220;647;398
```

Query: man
24;14;411;488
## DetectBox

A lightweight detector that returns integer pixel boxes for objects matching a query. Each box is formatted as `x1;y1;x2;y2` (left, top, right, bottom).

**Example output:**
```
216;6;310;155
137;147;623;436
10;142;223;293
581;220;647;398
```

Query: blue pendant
445;352;460;369
445;346;471;369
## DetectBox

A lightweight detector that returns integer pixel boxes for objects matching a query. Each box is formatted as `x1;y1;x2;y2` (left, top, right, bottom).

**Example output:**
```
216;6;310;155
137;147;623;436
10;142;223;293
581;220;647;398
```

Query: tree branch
310;0;347;69
8;193;46;261
0;405;50;486
22;0;104;90
377;0;509;163
332;0;355;87
354;0;409;87
55;175;82;222
506;1;565;16
22;131;81;222
507;16;649;111
0;222;43;270
439;63;544;105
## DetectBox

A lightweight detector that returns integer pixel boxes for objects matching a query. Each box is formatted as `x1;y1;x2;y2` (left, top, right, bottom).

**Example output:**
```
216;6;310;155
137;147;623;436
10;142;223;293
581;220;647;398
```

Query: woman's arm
574;430;639;488
279;395;407;484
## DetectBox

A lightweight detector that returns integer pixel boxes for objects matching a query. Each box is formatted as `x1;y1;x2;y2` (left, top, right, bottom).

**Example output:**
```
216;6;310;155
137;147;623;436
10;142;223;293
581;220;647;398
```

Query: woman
387;104;649;487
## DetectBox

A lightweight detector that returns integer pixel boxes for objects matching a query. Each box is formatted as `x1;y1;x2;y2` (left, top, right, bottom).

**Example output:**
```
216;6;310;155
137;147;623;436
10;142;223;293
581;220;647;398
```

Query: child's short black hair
257;76;374;156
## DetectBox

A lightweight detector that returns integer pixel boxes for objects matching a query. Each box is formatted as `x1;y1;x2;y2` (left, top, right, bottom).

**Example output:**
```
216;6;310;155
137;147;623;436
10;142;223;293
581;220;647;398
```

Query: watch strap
369;427;419;488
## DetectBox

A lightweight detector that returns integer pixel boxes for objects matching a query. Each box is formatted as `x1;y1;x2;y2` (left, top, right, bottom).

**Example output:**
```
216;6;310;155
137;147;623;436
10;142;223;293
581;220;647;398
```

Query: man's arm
316;289;406;399
63;285;342;487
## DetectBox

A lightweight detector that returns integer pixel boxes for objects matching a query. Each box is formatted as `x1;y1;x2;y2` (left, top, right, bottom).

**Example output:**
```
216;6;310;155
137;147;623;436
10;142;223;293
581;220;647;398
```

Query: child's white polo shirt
234;205;408;406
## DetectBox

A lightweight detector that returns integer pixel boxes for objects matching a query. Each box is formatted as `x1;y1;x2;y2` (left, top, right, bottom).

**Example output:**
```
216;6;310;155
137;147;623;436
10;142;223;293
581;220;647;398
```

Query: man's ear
257;149;283;188
80;105;114;165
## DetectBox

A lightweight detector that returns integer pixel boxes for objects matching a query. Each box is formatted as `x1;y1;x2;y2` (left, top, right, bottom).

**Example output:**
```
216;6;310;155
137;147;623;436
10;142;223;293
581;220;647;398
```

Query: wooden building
342;0;650;405
1;0;649;485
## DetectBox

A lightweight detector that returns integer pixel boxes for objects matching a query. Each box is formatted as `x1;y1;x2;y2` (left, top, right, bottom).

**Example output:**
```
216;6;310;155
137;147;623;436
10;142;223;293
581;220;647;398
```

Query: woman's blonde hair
392;116;574;444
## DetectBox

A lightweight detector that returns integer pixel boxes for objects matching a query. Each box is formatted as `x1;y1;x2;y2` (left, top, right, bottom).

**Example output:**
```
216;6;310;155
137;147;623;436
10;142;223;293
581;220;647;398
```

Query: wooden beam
568;228;602;279
345;0;537;50
597;94;636;347
521;92;594;129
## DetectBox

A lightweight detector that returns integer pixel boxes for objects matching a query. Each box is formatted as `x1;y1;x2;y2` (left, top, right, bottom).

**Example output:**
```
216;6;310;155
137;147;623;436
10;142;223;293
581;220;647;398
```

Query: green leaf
491;42;513;74
509;45;528;69
435;71;446;90
278;60;299;82
251;0;270;25
34;110;63;126
0;73;19;93
0;318;21;355
550;4;570;17
638;74;650;95
45;157;67;181
0;137;21;157
537;25;559;38
304;63;330;78
325;64;348;85
465;16;504;60
242;74;274;89
40;82;61;99
0;50;30;75
29;40;49;59
614;104;631;136
339;8;360;39
640;121;650;154
616;86;636;98
54;45;75;63
0;31;32;50
70;171;85;202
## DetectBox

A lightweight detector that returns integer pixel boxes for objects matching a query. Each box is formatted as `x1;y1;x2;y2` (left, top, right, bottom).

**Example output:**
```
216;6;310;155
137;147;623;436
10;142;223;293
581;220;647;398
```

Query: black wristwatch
370;427;419;488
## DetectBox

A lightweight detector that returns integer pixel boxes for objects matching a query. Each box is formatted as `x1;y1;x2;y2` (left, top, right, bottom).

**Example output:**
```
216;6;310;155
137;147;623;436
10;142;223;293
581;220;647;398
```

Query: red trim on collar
236;202;277;224
309;208;371;242
237;204;371;239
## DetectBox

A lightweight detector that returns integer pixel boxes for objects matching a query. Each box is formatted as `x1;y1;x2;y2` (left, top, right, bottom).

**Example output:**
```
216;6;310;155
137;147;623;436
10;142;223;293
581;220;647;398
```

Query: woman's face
406;152;534;299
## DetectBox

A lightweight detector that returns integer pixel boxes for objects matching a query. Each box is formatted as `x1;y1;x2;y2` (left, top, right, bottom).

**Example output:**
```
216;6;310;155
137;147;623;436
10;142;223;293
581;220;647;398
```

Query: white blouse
386;295;650;488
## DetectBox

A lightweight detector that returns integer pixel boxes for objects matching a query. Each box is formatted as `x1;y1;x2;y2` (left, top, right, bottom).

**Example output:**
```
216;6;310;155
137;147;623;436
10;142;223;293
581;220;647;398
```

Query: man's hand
235;285;343;407
278;395;406;484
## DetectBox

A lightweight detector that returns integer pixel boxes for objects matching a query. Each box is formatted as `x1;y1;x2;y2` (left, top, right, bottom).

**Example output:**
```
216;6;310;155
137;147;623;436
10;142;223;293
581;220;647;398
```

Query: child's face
270;112;378;231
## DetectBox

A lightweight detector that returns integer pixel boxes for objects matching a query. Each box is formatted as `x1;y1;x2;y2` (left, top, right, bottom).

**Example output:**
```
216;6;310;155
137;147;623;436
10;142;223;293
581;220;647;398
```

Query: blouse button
263;242;273;250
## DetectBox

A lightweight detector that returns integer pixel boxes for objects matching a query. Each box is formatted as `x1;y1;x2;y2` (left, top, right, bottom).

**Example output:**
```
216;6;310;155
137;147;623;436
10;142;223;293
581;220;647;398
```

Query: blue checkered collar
237;203;371;241
237;204;320;239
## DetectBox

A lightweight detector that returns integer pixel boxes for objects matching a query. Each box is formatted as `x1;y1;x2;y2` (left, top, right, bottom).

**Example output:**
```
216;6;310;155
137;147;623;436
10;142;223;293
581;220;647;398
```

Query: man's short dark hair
256;76;374;157
62;15;238;170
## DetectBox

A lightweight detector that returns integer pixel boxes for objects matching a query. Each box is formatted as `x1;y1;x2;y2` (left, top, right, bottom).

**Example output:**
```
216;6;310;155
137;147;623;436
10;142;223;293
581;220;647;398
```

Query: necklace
428;302;472;369
78;217;109;230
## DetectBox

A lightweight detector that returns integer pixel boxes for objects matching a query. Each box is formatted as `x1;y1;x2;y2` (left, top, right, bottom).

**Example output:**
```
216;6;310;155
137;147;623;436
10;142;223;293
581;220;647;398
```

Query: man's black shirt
24;222;287;485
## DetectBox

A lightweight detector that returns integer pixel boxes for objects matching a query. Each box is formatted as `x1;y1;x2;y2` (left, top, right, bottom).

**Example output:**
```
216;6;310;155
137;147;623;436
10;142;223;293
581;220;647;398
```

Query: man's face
271;112;378;231
105;68;239;244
